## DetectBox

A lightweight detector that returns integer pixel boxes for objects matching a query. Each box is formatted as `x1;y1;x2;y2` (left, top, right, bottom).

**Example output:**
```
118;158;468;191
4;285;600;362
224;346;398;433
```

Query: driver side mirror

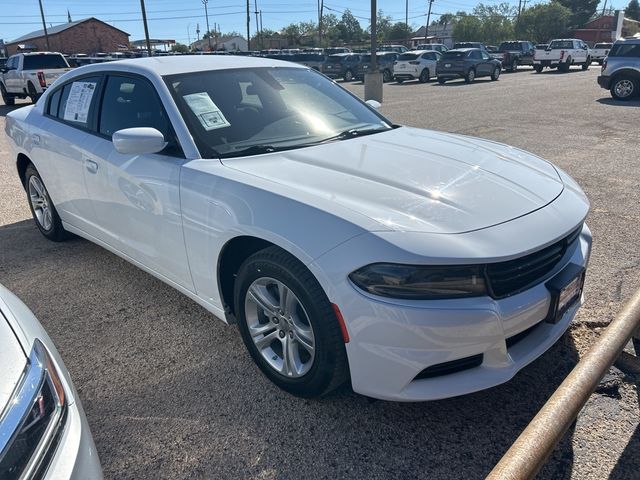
112;127;167;155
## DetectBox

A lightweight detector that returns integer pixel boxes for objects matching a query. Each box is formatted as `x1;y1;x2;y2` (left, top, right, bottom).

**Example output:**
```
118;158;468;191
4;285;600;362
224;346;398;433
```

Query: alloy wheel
244;277;316;378
28;176;53;231
614;79;634;99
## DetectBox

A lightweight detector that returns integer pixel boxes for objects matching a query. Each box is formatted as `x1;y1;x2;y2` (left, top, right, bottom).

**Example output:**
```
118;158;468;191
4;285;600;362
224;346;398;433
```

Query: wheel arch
610;69;640;82
16;153;32;189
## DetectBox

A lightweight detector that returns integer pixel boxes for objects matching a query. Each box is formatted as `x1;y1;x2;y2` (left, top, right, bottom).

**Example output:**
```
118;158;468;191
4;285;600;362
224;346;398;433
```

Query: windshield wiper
315;127;389;144
220;144;305;159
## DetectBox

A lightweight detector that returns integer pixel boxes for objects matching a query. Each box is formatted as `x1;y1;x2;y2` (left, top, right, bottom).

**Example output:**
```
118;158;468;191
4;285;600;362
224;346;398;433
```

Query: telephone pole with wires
424;0;434;42
254;0;260;50
140;0;152;56
246;0;251;50
38;0;50;50
202;0;212;51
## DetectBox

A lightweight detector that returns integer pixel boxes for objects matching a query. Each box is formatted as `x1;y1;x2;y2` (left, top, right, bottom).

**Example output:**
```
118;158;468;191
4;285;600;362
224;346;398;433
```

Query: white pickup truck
533;39;592;73
591;42;613;65
0;52;71;105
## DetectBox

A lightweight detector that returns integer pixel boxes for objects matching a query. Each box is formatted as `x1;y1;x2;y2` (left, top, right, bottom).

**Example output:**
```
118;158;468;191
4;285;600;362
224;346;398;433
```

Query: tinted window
58;76;101;128
499;42;522;51
481;52;490;60
23;54;68;70
441;51;466;60
398;53;419;61
47;89;62;117
471;50;482;59
609;43;640;57
549;40;574;49
99;75;172;141
327;55;344;63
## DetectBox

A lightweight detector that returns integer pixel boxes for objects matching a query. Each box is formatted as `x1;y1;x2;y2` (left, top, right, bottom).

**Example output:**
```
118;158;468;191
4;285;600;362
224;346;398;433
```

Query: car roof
64;55;307;78
16;51;64;56
446;48;475;52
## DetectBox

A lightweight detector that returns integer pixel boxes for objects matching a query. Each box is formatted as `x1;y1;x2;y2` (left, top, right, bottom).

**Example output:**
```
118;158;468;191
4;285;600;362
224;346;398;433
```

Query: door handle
31;134;40;145
84;158;98;174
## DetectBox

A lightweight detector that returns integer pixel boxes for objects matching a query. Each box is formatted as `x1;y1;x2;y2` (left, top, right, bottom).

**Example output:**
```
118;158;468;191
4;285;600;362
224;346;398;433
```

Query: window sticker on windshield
183;92;231;131
63;81;96;123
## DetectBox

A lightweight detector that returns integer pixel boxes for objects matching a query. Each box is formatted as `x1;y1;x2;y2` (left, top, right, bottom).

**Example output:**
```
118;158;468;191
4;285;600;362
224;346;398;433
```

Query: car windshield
165;67;392;158
441;51;466;60
549;41;574;49
327;55;345;63
23;54;68;70
499;42;521;51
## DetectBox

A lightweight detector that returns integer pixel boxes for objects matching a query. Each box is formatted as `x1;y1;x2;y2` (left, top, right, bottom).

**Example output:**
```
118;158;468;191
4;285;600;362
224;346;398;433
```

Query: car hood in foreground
0;313;27;410
222;127;564;234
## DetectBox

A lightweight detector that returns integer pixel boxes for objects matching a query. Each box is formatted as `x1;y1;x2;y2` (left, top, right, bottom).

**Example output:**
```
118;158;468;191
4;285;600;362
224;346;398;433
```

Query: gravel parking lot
1;66;639;479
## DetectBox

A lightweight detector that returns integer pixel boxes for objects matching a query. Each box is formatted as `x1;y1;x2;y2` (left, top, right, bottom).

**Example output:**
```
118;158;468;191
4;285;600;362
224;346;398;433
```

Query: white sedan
5;56;591;401
0;284;102;478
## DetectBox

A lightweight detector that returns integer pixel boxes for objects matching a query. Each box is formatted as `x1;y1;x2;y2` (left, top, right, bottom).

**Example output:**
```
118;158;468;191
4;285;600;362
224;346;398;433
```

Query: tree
516;2;572;43
453;13;483;41
387;22;412;40
335;9;364;43
553;0;599;28
472;3;516;44
626;0;640;21
374;10;394;41
437;13;456;27
171;43;189;53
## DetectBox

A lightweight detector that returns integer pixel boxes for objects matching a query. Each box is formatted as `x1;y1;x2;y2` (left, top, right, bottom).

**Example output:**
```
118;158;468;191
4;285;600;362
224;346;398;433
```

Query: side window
58;76;101;128
47;88;62;117
99;75;177;153
481;52;490;60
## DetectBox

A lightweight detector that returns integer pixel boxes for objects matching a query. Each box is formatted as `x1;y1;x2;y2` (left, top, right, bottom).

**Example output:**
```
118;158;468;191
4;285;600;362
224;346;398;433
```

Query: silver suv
597;37;640;100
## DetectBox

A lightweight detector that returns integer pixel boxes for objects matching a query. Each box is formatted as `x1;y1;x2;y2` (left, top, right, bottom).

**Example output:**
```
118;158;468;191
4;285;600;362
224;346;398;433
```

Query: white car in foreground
5;56;591;401
0;284;102;478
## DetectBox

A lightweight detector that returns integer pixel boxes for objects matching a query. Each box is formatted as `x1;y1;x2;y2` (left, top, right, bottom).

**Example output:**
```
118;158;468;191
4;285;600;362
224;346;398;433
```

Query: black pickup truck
490;41;535;72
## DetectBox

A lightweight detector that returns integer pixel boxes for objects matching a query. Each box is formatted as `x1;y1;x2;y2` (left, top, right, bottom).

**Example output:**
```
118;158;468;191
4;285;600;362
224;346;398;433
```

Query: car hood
222;127;564;234
0;313;27;411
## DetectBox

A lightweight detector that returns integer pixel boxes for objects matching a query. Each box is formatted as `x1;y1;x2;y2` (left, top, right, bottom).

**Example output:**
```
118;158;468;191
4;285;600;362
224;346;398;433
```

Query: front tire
0;83;15;106
491;66;501;81
534;64;543;73
582;58;590;70
235;246;349;397
344;69;354;82
610;75;638;100
25;164;70;241
465;68;475;83
510;59;518;72
382;69;392;82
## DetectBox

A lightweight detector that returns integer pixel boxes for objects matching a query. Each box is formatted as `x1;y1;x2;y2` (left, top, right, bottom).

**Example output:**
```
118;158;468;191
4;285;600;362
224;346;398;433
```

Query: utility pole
202;0;212;51
365;0;382;102
601;0;608;16
318;0;324;46
517;0;522;21
246;0;251;50
424;0;434;42
140;0;152;56
405;0;409;46
254;0;260;50
38;0;51;50
259;10;263;49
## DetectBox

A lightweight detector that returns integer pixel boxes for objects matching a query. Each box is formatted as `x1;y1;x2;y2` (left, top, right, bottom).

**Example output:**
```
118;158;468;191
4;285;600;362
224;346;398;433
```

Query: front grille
414;354;484;380
486;225;582;299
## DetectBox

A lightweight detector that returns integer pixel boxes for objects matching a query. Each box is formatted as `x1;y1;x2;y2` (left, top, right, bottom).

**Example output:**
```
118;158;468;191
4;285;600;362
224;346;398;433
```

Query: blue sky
2;0;612;44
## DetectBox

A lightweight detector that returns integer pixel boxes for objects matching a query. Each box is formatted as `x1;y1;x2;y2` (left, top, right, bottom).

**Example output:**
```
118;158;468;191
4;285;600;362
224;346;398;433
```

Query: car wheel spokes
245;277;316;378
28;176;52;231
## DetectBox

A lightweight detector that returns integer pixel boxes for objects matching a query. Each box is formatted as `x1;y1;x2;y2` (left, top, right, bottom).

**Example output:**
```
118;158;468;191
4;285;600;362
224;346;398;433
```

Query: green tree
171;43;189;53
516;2;572;43
453;13;483;41
375;10;394;41
471;3;516;44
553;0;599;28
626;0;640;20
436;13;456;27
335;9;364;43
387;22;412;40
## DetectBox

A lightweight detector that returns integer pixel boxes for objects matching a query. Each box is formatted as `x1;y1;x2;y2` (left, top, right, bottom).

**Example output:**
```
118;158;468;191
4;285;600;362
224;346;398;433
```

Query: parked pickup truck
0;52;71;105
591;43;613;65
533;39;591;73
490;41;535;72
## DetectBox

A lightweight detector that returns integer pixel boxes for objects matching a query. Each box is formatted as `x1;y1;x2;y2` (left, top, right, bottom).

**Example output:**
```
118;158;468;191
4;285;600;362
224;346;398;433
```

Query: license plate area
544;263;585;324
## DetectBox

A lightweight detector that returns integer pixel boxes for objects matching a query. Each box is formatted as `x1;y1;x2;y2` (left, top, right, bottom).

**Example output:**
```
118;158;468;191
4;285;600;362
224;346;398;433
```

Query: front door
83;73;194;291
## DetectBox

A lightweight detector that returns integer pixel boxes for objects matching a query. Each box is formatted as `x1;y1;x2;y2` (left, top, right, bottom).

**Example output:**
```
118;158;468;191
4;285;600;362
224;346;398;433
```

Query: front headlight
349;263;487;300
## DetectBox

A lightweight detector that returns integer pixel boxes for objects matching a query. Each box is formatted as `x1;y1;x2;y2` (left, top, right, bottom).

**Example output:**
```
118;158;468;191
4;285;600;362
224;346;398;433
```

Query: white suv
393;50;442;83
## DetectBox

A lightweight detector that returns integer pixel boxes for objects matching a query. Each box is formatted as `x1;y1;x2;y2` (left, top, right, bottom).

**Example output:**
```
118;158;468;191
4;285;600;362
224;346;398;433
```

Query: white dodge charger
5;56;591;401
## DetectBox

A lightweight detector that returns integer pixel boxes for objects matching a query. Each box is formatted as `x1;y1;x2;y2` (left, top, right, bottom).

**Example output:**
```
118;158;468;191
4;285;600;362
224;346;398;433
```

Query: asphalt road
0;66;639;480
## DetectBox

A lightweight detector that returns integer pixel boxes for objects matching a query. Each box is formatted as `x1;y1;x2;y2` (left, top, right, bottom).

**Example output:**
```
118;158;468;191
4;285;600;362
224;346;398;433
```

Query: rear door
82;73;194;290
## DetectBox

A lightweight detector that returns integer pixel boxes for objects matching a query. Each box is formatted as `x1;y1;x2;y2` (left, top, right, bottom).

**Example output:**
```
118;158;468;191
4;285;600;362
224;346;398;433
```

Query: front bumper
597;75;610;89
312;219;591;401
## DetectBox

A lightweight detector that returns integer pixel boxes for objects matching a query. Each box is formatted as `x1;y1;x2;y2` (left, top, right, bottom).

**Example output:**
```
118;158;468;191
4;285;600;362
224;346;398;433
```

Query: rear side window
609;43;640;57
57;76;101;128
47;89;62;117
23;54;68;70
442;51;466;60
398;53;419;61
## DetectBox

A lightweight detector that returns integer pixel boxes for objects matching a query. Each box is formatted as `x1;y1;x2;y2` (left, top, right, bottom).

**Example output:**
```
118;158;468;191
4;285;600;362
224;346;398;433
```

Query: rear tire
344;69;354;82
395;78;404;84
382;69;392;82
582;58;590;70
235;246;349;398
510;59;518;72
27;82;40;104
559;59;570;72
438;77;446;84
534;65;543;73
0;83;15;106
418;68;430;83
610;75;638;100
24;164;70;242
